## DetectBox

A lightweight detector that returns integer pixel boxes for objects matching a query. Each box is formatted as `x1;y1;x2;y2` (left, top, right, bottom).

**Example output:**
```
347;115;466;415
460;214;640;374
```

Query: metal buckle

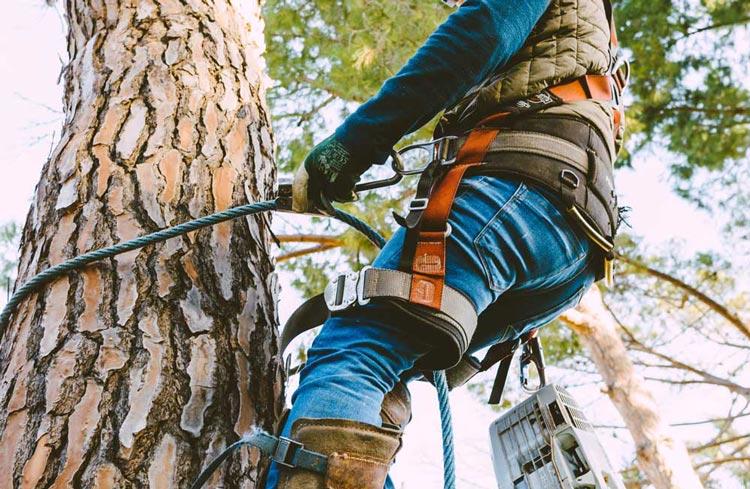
357;266;371;307
323;267;371;312
409;198;429;211
433;135;460;166
273;437;304;468
560;169;580;189
396;136;460;176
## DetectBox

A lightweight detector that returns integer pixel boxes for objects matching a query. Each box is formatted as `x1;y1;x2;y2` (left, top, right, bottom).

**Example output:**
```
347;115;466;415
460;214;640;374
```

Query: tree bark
560;288;704;489
0;1;281;487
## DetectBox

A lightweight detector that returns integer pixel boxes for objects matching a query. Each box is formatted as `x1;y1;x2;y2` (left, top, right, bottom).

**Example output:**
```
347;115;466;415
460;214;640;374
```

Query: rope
434;370;457;489
332;208;387;249
0;197;456;489
0;200;383;336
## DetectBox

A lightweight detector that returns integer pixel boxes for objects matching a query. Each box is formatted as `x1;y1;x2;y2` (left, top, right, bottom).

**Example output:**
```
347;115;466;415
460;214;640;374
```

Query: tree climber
267;0;628;487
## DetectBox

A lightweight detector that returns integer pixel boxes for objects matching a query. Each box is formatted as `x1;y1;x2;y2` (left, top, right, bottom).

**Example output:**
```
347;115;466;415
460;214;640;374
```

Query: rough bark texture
0;0;282;487
561;288;704;489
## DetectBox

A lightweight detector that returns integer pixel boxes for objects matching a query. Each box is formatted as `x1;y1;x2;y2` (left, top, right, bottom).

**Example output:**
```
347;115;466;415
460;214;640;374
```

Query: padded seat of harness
281;266;590;374
281;294;474;370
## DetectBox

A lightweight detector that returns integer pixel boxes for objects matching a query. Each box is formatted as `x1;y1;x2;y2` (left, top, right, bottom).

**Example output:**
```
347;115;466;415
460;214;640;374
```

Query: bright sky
0;3;737;489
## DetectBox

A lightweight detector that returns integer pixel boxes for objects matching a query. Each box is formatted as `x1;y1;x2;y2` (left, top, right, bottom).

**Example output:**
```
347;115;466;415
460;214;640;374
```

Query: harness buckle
273;436;304;468
560;169;580;189
434;135;460;166
324;266;372;312
396;136;460;176
409;198;430;211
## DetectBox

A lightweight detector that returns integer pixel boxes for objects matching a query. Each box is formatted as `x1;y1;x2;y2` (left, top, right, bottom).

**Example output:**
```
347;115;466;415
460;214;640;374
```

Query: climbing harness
1;2;630;486
0;71;626;488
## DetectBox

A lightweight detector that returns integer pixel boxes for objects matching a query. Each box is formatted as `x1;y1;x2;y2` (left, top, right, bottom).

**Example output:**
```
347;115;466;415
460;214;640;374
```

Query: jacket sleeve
335;0;550;168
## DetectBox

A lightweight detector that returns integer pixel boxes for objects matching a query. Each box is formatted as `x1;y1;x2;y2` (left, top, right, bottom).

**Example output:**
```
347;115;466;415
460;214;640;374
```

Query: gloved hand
292;135;367;213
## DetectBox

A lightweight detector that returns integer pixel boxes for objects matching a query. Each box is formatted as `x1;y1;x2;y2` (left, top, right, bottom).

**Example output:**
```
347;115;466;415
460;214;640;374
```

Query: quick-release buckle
324;266;372;312
273;436;304;468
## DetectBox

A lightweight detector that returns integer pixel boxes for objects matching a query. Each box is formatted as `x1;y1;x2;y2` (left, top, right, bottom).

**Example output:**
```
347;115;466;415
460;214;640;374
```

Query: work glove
292;135;367;213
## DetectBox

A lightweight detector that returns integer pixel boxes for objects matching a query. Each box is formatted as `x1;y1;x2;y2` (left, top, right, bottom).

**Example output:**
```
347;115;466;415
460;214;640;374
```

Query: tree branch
277;94;336;126
694;456;750;469
671;17;750;46
618;254;750;341
624;330;750;400
690;434;750;453
276;234;343;245
276;243;340;262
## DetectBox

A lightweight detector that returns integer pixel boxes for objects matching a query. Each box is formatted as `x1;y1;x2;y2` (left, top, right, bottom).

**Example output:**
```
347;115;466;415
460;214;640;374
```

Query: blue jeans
266;175;597;488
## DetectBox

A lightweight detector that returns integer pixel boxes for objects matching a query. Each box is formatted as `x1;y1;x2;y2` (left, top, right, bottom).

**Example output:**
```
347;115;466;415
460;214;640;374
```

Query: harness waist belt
455;130;599;175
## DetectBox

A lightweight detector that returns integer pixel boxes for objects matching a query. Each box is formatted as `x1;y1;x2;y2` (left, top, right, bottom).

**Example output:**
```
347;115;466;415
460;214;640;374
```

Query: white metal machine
489;384;625;489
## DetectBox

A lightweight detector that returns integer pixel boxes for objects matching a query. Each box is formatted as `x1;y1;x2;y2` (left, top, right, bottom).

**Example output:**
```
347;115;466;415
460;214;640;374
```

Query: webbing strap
254;432;328;473
189;431;327;489
404;75;617;312
459;130;594;175
323;267;478;333
408;128;498;309
281;268;479;360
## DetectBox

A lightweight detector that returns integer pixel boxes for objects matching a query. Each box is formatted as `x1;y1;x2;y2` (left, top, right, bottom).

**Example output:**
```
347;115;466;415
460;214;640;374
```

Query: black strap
398;157;445;271
486;340;521;405
189;431;327;489
280;293;329;353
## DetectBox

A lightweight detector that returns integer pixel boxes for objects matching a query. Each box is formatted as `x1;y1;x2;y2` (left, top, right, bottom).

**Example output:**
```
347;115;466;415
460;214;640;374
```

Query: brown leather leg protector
380;381;412;431
277;418;402;489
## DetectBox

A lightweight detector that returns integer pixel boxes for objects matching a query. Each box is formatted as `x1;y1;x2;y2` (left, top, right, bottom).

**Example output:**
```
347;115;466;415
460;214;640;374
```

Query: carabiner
519;335;547;393
353;149;404;192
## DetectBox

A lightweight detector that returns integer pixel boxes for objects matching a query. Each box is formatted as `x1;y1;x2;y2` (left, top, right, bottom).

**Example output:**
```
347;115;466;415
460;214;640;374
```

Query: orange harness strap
408;75;619;310
409;127;500;308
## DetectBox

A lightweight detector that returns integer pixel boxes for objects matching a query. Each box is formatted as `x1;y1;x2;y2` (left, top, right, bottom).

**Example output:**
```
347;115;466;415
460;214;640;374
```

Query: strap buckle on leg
273;437;305;468
324;266;372;312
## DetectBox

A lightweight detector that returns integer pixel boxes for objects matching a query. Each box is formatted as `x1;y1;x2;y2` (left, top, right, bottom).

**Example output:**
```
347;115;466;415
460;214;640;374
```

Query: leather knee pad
380;381;412;431
277;418;402;489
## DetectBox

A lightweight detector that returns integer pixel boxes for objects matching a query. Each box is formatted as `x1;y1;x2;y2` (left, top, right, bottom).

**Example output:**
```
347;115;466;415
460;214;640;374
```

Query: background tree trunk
560;288;704;489
0;1;281;487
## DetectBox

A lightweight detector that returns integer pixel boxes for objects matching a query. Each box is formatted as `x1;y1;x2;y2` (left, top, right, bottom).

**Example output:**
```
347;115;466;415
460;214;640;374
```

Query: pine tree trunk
560;288;704;489
0;1;282;487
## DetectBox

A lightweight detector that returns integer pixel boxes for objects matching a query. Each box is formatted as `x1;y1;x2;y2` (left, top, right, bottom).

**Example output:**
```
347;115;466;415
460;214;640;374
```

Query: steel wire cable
0;197;455;489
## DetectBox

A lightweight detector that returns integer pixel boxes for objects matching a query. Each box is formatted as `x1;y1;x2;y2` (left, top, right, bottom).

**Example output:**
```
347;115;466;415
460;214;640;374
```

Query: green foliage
263;0;448;172
264;4;750;481
539;320;585;364
617;0;750;174
0;222;20;301
286;256;332;299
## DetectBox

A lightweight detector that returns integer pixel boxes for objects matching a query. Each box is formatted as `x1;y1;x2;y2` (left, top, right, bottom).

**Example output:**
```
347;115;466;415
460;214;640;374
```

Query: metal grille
490;385;625;489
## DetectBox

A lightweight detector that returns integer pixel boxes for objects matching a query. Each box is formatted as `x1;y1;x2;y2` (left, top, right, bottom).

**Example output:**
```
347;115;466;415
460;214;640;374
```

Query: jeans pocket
472;182;528;292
